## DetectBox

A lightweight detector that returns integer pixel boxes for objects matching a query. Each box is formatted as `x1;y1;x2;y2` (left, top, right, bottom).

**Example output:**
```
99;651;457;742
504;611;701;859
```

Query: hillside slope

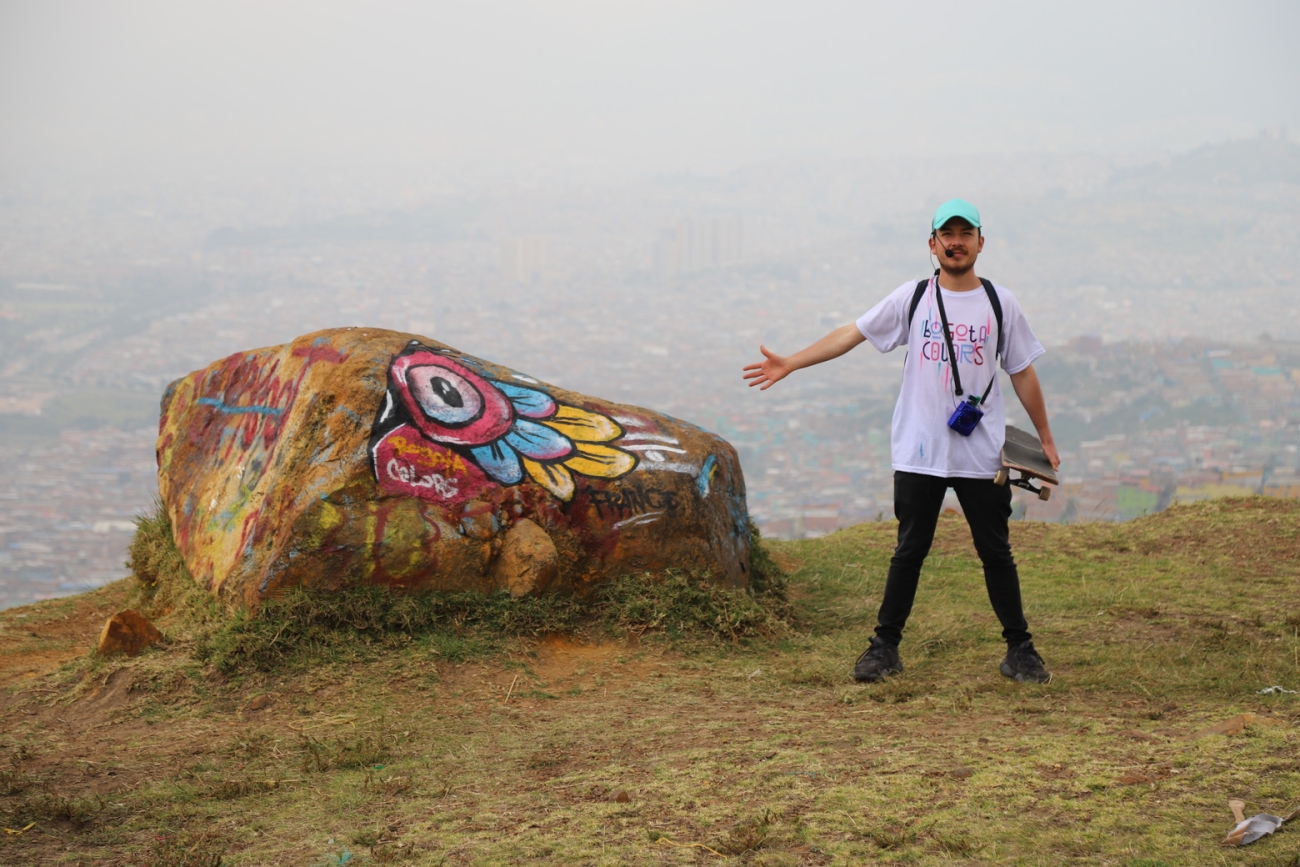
1;497;1298;866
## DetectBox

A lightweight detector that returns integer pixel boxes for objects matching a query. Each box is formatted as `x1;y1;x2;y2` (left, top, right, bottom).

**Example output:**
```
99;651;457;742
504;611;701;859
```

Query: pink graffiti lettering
922;318;990;346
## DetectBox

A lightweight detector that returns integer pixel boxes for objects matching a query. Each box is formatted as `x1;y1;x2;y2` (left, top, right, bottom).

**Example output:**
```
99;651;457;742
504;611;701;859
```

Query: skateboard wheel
993;469;1009;486
1038;486;1051;501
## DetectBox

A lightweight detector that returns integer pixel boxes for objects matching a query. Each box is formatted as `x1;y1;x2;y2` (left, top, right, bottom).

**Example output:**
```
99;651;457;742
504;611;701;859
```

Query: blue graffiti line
197;397;284;416
697;454;718;497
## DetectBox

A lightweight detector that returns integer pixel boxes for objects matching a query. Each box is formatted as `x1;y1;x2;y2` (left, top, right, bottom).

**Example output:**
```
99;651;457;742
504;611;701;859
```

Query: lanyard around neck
931;275;964;397
931;274;997;405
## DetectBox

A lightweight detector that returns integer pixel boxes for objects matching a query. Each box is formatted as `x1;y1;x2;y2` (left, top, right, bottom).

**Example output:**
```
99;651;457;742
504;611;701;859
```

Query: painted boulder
156;328;751;609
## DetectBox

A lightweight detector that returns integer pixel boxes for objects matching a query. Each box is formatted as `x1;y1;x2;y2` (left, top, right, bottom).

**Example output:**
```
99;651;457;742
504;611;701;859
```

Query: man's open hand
742;345;792;390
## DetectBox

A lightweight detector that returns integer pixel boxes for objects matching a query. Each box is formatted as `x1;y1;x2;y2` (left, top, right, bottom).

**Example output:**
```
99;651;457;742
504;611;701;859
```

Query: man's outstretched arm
1008;364;1060;469
743;323;866;390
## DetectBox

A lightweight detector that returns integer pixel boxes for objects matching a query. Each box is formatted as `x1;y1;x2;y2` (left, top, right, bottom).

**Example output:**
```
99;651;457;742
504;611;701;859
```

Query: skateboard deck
994;425;1058;500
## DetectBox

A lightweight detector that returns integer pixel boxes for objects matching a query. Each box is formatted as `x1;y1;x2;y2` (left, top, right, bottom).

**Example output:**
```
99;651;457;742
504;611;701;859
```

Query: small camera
947;398;984;437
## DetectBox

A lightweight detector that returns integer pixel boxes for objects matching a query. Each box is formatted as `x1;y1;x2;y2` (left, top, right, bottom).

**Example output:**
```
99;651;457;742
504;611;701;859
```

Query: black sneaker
853;636;903;683
1000;640;1051;683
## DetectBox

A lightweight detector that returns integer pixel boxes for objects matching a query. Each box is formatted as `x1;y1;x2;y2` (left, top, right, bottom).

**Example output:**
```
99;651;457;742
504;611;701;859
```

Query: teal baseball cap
932;198;981;231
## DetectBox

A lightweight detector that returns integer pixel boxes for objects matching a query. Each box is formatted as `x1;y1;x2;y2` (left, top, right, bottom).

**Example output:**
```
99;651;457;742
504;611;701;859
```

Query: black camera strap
931;276;963;397
931;274;998;405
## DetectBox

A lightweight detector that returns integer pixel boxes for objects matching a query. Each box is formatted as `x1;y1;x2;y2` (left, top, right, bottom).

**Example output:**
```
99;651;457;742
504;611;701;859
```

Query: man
743;199;1059;684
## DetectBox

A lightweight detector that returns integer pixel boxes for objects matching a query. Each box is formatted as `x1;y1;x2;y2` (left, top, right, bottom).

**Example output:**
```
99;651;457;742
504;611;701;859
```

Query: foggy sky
1;0;1297;191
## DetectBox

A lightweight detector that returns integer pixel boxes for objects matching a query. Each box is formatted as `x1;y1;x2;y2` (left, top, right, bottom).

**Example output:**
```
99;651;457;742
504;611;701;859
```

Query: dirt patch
0;581;131;688
513;634;667;699
531;634;623;678
60;666;139;726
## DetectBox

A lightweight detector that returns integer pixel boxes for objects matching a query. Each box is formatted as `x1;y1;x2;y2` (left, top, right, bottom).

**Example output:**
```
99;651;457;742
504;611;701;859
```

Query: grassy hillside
1;498;1298;866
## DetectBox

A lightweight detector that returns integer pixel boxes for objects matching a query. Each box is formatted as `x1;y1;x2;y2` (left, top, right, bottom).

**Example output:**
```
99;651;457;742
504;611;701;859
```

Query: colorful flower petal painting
370;342;637;503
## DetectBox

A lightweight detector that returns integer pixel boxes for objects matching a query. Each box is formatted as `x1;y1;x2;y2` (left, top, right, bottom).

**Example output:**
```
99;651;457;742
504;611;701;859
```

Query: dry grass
0;498;1297;865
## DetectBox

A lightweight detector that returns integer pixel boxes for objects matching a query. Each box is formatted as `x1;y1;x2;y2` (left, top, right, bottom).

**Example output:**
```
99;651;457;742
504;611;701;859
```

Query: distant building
653;216;742;282
499;236;547;283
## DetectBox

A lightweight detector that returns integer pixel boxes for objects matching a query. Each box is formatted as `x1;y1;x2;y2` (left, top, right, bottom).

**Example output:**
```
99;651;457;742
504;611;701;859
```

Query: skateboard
993;425;1057;501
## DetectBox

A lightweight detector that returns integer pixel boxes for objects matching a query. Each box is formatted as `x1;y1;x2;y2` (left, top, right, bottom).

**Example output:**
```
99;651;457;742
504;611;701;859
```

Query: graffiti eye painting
370;343;637;503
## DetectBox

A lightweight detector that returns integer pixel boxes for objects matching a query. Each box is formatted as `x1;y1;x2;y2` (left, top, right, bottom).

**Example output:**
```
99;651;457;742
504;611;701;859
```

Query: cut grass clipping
129;505;790;673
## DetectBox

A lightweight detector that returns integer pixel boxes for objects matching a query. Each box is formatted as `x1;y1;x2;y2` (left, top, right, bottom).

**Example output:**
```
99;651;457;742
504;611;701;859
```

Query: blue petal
495;382;556;418
505;419;574;461
470;441;523;484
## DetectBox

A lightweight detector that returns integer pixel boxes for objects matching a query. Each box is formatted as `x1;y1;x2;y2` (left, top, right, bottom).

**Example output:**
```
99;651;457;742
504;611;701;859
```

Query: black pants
874;471;1031;647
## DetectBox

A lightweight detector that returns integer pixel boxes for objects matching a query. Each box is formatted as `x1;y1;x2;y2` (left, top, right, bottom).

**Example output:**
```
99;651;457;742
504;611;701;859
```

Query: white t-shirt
855;276;1045;478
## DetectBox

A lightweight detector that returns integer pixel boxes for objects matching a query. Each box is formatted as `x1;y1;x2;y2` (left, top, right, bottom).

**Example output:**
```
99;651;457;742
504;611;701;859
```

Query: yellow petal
524;458;575;501
542;405;623;443
564;442;637;479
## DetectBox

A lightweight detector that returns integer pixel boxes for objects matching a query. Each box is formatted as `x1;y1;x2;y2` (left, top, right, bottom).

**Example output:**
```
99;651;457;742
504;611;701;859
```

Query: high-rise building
499;236;547;283
653;215;742;282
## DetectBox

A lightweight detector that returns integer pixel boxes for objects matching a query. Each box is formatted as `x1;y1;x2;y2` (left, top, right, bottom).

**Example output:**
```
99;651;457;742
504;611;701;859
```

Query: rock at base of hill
97;609;163;657
493;518;560;597
157;328;751;609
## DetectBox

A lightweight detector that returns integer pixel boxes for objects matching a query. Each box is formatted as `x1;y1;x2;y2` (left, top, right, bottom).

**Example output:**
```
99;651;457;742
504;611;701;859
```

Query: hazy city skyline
2;1;1296;199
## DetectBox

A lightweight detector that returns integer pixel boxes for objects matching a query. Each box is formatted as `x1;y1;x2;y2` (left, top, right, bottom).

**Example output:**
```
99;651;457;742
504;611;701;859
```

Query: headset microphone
944;247;955;258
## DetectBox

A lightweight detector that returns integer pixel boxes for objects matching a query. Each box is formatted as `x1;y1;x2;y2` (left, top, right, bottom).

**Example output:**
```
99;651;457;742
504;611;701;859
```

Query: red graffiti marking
416;501;444;546
194;340;349;464
237;509;261;560
292;344;348;366
459;501;495;520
